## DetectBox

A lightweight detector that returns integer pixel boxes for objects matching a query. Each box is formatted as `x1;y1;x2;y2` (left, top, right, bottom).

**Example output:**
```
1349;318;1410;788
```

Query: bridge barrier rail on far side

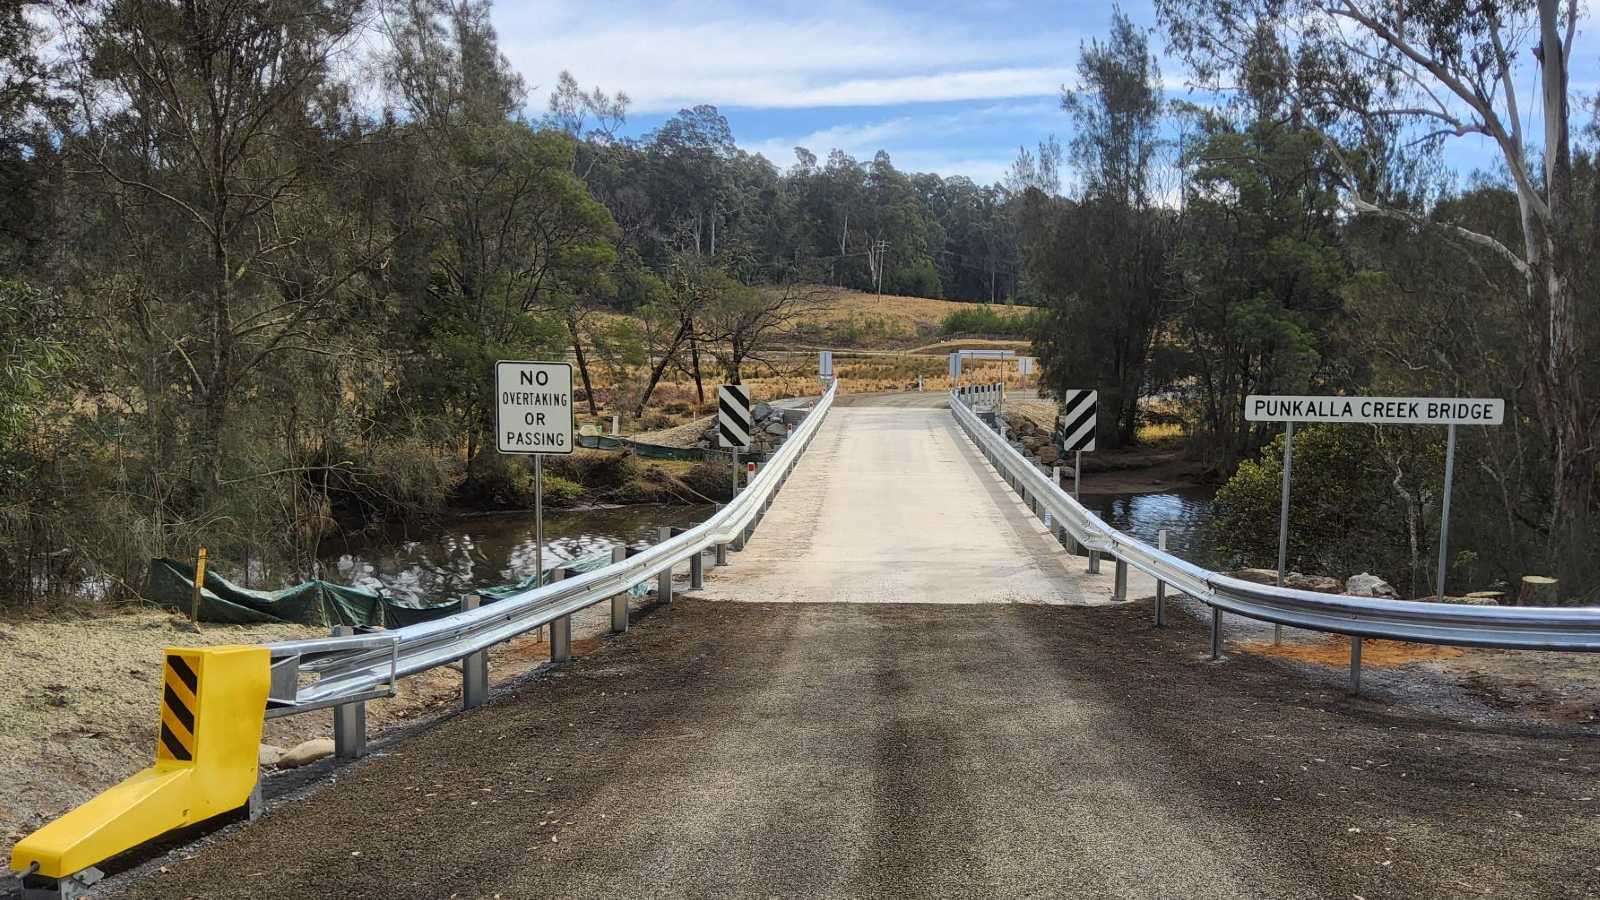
949;384;1600;659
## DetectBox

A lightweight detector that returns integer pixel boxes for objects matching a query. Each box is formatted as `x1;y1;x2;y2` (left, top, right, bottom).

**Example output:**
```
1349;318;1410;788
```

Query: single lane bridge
10;387;1600;899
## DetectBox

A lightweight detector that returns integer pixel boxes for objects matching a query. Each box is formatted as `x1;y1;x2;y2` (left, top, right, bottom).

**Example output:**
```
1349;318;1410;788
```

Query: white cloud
493;1;1081;112
741;102;1061;183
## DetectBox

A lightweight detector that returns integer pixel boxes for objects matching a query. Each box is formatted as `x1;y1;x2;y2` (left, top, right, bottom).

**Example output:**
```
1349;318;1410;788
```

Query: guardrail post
1155;529;1168;627
1087;549;1101;574
1113;558;1128;602
550;567;572;663
1210;607;1222;660
462;594;488;709
331;625;367;759
657;527;674;604
609;546;629;633
688;534;704;589
1349;637;1362;695
712;502;730;565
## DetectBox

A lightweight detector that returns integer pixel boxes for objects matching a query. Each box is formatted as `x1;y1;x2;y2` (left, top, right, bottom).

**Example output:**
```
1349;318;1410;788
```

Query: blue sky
492;0;1598;188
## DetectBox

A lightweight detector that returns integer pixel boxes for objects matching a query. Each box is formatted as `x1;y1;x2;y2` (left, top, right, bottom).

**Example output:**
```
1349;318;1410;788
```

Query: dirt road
114;599;1600;899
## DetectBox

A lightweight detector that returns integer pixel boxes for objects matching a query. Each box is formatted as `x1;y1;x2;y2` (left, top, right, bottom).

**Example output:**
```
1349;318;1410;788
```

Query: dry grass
1241;635;1463;666
1137;421;1185;445
785;288;1036;350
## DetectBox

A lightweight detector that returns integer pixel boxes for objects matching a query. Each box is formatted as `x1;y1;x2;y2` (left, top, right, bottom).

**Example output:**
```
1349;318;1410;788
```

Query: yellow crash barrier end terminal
10;644;270;882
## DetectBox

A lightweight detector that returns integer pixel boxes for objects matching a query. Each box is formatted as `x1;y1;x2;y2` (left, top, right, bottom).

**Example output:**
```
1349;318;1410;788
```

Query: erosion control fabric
146;552;649;628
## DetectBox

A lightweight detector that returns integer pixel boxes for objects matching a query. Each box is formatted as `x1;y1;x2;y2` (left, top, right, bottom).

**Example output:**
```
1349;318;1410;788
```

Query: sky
492;0;1600;188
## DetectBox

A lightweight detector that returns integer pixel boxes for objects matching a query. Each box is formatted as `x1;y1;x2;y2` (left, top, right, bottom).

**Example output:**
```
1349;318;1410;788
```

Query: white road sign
1245;395;1504;426
496;361;574;454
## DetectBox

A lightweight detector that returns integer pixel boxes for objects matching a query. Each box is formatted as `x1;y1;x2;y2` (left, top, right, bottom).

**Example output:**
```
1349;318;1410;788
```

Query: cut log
1516;576;1559;606
1463;591;1506;605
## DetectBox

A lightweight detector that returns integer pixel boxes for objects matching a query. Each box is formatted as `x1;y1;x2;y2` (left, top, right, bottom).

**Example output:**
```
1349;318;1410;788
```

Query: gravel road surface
114;599;1600;899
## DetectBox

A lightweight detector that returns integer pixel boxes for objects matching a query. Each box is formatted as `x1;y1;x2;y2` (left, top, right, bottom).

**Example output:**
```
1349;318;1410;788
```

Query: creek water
1078;486;1222;570
317;504;715;604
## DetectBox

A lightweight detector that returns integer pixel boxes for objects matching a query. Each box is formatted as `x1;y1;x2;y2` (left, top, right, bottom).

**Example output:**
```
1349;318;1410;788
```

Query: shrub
939;305;1039;337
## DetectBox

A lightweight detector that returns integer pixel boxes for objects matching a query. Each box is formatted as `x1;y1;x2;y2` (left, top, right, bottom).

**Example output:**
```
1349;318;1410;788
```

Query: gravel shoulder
108;598;1600;900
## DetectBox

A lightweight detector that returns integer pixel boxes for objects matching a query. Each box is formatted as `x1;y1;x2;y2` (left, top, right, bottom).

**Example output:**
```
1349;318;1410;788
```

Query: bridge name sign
1245;395;1504;426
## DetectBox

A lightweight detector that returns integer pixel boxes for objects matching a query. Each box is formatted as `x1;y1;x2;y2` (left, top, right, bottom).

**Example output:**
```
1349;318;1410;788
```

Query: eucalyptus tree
1158;0;1600;574
1028;10;1171;448
65;0;385;509
381;0;617;445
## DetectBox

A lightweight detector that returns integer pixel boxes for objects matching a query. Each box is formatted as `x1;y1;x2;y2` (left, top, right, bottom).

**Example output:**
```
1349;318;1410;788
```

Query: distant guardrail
949;384;1600;688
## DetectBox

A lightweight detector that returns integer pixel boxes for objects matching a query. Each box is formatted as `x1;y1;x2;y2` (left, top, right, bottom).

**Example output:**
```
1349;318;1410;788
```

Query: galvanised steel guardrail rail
949;383;1600;689
265;379;837;718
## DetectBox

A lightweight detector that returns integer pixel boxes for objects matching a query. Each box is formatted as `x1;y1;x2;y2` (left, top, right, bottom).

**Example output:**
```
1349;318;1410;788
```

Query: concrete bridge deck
101;401;1599;899
696;403;1145;605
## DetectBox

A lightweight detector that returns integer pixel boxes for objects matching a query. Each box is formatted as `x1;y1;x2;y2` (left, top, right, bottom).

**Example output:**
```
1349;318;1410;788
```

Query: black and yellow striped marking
157;653;199;763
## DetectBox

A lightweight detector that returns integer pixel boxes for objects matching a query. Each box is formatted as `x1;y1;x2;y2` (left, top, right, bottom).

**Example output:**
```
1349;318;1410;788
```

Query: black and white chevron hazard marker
1056;389;1098;453
718;384;753;449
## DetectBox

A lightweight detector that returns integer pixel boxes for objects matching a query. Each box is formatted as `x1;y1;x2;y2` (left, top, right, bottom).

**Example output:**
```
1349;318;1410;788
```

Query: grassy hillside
786;287;1037;349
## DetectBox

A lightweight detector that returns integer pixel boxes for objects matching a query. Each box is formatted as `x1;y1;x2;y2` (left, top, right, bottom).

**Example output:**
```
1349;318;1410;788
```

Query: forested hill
558;92;1027;306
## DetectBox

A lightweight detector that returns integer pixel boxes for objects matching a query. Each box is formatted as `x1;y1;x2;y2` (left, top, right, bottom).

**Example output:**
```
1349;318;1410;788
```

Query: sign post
1055;390;1098;563
496;361;575;591
1270;423;1296;644
719;384;754;497
1245;395;1504;610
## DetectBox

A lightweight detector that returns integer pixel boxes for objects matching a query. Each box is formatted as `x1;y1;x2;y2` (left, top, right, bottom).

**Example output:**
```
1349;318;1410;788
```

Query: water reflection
319;504;714;603
1079;488;1221;569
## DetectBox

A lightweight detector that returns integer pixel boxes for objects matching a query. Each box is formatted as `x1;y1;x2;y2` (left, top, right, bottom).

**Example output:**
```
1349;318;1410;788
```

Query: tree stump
1517;576;1559;606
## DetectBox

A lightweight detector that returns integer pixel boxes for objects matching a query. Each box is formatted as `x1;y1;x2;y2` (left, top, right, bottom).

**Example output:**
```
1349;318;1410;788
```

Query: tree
382;0;617;448
1168;29;1350;471
1158;0;1599;576
1028;10;1170;448
68;0;385;505
702;282;829;383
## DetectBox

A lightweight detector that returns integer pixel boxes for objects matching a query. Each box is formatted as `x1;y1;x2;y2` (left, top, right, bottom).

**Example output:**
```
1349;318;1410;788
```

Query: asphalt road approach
120;600;1599;899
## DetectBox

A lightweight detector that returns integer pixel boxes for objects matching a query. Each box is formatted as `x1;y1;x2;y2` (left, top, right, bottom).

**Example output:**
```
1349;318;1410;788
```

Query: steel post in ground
1349;636;1362;694
690;541;704;589
1155;529;1168;627
657;527;674;604
1071;451;1085;555
1087;549;1101;574
1274;421;1295;646
1436;423;1458;601
331;625;366;759
1113;558;1128;602
1210;606;1223;660
462;594;488;708
550;568;572;663
609;546;629;633
713;502;729;565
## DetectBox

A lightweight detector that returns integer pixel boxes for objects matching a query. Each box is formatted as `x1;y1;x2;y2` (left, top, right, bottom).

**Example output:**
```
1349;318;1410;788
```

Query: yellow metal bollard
10;645;269;886
189;546;207;624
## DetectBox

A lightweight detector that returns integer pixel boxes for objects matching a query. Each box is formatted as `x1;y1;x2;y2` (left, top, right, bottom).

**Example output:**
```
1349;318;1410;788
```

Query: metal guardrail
264;381;837;717
949;384;1600;674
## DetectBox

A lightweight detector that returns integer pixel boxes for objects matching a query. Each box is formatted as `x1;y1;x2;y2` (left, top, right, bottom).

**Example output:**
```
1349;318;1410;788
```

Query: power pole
873;239;888;299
